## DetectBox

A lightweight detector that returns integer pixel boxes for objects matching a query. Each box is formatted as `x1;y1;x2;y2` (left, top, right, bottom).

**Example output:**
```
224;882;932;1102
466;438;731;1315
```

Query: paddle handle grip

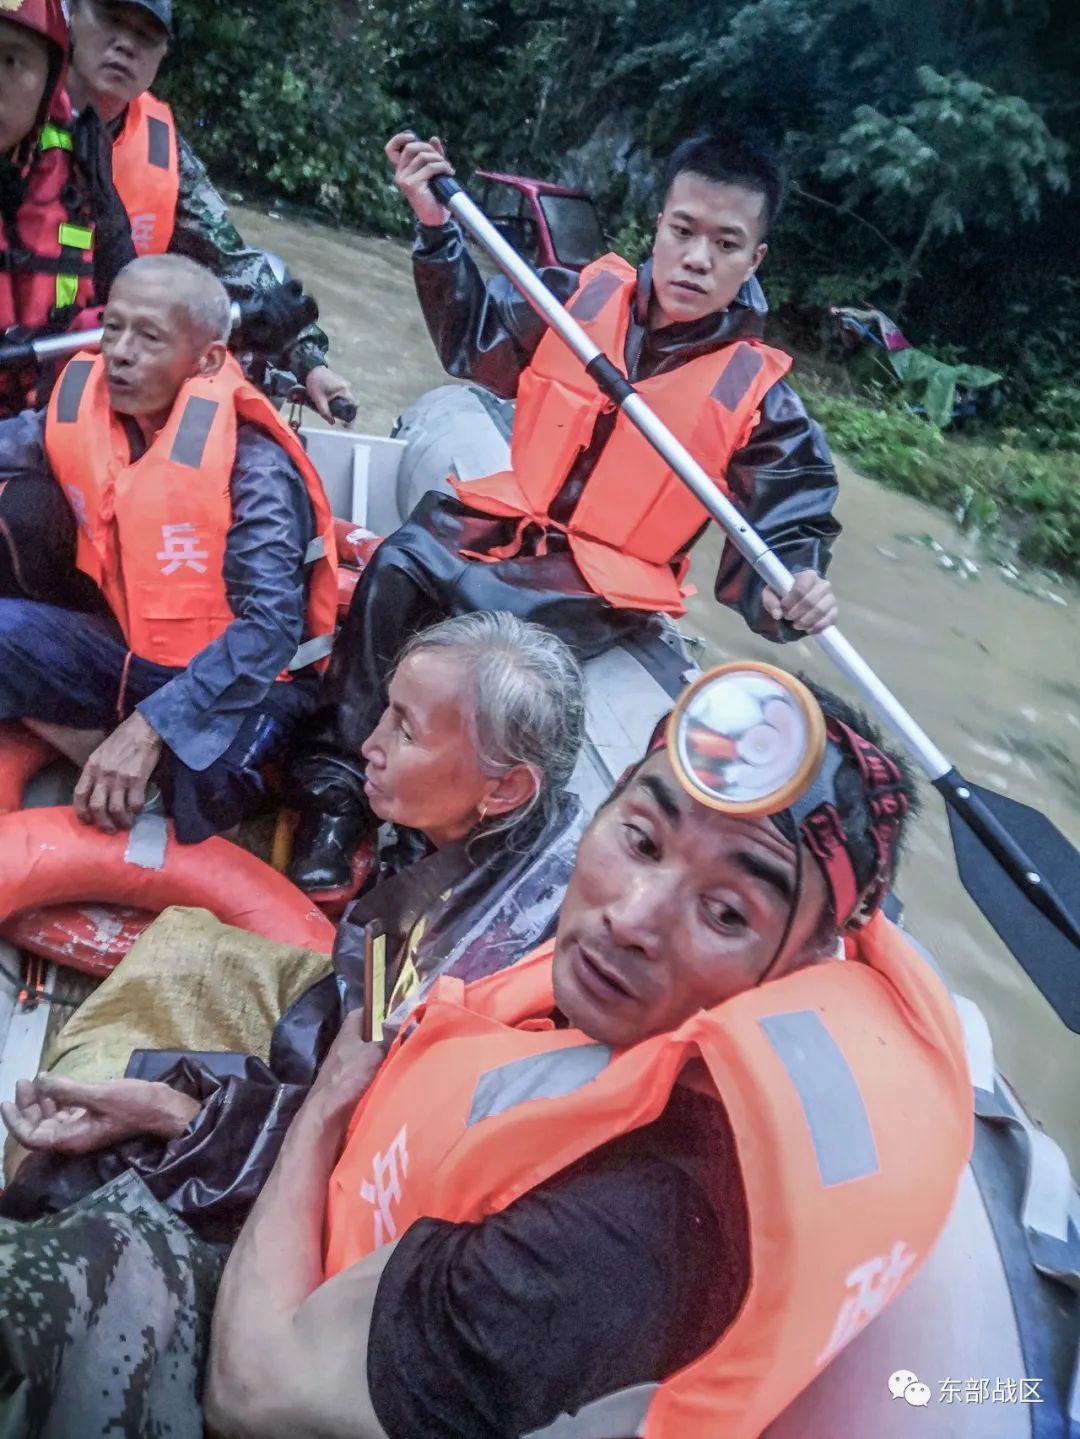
0;339;36;370
430;174;464;207
329;396;358;424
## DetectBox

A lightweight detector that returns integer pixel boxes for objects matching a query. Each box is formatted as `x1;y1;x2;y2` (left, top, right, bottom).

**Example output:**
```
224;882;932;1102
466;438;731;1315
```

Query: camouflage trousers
0;1171;225;1439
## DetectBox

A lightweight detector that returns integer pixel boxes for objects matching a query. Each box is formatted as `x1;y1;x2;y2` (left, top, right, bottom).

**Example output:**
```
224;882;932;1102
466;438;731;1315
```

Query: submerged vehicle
827;303;1003;428
471;170;606;271
0;383;1077;1436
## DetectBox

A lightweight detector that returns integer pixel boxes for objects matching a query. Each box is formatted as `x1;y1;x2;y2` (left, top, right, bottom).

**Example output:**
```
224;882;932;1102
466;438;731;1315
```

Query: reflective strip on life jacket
33;130;93;307
38;123;73;152
111;93;180;256
757;1010;880;1185
466;1042;614;1125
459;1012;883;1208
170;392;218;465
324;917;972;1438
288;632;335;671
52;354;93;422
0;122;96;417
44;351;338;672
461;1014;881;1188
55;221;94;308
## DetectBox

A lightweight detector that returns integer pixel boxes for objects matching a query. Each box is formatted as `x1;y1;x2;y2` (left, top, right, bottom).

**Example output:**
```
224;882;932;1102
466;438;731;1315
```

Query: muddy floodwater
237;204;1080;1165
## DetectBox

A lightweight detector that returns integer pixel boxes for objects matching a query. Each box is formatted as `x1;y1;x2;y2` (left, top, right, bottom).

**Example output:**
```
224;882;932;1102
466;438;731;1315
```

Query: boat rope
0;955;79;1010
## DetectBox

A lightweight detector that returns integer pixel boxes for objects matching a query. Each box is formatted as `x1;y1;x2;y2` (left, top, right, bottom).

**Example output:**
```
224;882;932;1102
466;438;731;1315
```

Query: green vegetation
163;1;402;231
798;379;1080;576
159;0;1078;570
819;66;1068;317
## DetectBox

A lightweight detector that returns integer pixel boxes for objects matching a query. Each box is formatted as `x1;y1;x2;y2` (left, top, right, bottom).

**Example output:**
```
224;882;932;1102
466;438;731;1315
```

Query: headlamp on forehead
657;664;909;928
666;662;825;816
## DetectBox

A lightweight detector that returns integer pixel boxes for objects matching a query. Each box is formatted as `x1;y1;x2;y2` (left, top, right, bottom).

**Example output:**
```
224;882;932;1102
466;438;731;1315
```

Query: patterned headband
645;711;908;926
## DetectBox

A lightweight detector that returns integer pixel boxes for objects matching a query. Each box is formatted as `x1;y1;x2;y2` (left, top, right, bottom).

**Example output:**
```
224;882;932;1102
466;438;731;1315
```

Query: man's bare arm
206;1025;388;1439
210;1241;399;1439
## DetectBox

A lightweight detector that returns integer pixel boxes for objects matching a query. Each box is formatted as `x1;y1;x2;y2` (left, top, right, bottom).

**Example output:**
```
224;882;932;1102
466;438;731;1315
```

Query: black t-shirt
367;1085;750;1438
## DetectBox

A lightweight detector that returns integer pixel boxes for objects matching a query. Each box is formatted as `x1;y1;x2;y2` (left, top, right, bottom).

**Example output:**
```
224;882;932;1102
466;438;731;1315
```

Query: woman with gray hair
337;608;587;1025
288;607;588;898
10;612;586;1234
367;609;584;855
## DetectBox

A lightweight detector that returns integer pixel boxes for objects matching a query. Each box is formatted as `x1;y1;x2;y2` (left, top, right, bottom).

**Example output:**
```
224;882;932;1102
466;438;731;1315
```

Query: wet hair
397;612;585;848
662;130;784;237
113;255;232;346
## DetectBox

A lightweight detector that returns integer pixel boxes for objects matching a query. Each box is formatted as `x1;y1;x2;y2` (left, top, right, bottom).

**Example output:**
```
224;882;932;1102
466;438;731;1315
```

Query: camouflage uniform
0;1171;223;1439
170;130;330;381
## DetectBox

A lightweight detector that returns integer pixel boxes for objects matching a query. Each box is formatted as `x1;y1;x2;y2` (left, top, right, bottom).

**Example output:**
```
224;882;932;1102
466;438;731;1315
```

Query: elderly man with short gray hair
0;253;337;841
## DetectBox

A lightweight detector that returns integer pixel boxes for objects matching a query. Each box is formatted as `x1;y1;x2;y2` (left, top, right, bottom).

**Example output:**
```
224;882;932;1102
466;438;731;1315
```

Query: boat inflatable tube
0;904;153;979
391;384;513;523
0;807;337;961
0;723;56;815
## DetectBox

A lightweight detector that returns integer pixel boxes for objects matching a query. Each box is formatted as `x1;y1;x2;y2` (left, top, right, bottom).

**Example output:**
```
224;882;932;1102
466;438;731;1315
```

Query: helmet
1;0;71;130
1;0;69;55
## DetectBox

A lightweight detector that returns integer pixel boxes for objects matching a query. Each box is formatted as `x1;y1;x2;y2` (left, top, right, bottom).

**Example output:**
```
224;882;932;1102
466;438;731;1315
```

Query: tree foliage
160;0;402;230
822;67;1069;311
158;0;1079;399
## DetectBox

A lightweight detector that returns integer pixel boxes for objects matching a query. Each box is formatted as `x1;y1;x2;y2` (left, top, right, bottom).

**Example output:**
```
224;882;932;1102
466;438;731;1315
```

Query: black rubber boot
288;810;372;894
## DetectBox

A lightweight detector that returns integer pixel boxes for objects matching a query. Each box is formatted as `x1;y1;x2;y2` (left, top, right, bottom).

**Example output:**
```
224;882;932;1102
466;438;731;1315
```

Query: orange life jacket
452;253;792;615
44;351;338;671
326;912;972;1439
0;107;96;418
111;93;179;256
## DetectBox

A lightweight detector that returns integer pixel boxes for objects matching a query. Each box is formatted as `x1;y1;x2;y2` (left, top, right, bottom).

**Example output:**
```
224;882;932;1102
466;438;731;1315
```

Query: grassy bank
796;375;1080;578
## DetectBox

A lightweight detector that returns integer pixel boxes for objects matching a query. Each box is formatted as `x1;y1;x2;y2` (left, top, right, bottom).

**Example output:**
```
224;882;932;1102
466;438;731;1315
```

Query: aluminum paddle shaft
430;173;1080;1000
0;302;245;374
431;174;950;779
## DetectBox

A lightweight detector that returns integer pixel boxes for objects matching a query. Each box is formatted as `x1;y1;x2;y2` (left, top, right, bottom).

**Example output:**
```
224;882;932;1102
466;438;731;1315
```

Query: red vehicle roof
474;169;590;200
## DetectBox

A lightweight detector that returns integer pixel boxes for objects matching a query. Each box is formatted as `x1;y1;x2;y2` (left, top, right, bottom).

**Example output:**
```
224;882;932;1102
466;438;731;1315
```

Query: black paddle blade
944;781;1080;1032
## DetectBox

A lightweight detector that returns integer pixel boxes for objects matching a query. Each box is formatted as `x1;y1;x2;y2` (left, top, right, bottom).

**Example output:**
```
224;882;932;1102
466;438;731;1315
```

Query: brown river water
236;205;1080;1167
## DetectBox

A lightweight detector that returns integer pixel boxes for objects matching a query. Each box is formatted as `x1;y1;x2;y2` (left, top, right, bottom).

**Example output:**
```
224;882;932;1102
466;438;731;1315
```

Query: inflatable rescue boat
0;384;1076;1438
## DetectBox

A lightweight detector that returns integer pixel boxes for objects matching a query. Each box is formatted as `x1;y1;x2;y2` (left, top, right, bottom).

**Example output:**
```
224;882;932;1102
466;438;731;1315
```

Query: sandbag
0;721;55;814
46;905;332;1084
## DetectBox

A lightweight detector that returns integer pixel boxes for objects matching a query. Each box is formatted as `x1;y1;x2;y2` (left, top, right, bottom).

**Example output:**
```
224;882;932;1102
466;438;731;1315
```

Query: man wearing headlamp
1;675;972;1439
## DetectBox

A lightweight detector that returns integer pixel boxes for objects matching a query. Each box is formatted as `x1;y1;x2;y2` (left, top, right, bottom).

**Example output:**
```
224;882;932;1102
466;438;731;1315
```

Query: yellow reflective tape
39;124;74;152
58;223;94;252
56;274;79;309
